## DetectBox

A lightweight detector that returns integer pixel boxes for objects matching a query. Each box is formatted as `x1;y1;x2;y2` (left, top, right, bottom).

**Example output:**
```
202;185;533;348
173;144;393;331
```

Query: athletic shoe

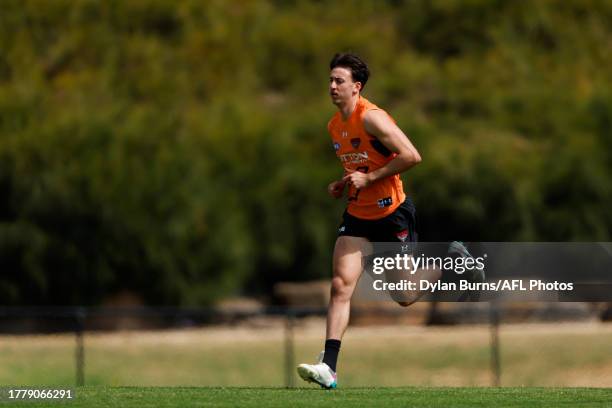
297;351;337;389
448;241;486;301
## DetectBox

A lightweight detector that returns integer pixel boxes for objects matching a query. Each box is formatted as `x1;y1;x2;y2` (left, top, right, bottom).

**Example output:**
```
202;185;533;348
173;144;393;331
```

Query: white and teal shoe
297;352;338;389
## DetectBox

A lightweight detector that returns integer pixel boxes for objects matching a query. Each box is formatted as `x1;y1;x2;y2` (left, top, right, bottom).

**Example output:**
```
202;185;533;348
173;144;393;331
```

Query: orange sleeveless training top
328;96;406;220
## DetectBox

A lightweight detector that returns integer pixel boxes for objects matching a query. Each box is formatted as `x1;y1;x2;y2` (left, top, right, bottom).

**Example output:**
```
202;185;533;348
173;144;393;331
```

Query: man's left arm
343;110;422;189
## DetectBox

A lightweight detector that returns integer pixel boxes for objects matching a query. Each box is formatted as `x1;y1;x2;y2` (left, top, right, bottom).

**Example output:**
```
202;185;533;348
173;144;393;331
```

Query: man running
296;53;425;389
296;53;484;389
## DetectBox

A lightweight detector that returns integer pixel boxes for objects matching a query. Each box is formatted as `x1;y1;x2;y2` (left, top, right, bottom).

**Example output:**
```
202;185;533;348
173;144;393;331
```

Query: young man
296;53;425;389
297;54;485;389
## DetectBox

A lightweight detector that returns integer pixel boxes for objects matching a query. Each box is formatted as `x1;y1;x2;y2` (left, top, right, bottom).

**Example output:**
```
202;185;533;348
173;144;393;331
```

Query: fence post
284;311;295;388
75;308;85;387
489;302;501;387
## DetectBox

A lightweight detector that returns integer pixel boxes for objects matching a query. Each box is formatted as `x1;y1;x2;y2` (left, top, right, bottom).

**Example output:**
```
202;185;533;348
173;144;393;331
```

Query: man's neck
338;95;359;121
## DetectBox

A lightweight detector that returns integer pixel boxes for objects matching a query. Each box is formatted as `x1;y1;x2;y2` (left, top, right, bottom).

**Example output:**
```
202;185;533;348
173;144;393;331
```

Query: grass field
1;321;612;387
3;387;612;408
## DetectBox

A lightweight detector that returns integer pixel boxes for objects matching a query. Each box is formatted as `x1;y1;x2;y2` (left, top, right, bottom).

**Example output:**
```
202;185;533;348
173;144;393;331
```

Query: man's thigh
332;235;371;288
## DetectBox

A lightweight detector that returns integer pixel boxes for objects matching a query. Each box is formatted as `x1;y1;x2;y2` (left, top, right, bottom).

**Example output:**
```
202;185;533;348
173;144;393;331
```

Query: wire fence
0;305;504;387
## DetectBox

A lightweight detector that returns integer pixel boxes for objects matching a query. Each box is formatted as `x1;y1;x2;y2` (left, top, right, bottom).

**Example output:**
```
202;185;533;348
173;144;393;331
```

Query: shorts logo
341;130;348;138
350;138;361;149
396;229;409;242
333;142;341;151
339;225;346;233
377;196;393;208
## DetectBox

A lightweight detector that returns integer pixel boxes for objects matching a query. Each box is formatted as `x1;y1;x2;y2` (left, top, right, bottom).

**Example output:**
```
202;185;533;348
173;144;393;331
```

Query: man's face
329;67;360;106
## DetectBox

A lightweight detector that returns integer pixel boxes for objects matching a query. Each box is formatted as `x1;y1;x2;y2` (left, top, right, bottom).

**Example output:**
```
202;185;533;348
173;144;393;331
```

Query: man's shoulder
358;96;384;114
359;97;394;127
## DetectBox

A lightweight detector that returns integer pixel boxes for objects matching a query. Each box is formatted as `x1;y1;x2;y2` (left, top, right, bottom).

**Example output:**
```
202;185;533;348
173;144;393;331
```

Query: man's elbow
404;150;421;167
396;149;421;171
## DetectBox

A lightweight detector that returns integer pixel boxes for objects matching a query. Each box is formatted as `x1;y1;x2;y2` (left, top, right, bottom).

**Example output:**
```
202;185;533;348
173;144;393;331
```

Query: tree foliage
0;0;610;305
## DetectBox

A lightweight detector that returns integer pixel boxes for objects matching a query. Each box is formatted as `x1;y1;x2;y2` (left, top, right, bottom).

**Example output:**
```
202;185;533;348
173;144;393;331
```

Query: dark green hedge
0;0;610;305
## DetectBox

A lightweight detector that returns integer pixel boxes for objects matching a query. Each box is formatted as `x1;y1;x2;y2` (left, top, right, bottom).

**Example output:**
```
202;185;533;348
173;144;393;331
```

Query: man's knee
330;275;353;302
396;300;415;308
391;289;420;307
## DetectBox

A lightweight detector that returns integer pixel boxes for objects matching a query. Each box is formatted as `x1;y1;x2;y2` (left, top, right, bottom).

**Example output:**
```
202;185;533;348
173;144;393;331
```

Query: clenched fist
327;180;346;199
342;171;372;190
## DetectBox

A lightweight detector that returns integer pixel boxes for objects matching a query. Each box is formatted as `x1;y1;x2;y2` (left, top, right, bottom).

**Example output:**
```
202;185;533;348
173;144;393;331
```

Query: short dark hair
329;53;370;90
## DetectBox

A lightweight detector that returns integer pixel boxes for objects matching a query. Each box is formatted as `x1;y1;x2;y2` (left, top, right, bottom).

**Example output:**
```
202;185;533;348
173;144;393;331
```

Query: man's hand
328;180;346;199
342;171;372;190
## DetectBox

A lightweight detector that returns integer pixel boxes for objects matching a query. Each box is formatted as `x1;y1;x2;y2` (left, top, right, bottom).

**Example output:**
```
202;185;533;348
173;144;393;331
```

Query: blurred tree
0;0;610;305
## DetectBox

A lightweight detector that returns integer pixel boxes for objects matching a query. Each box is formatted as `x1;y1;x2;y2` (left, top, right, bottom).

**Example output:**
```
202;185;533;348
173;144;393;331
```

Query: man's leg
385;262;442;307
326;235;369;341
297;235;368;388
394;242;484;303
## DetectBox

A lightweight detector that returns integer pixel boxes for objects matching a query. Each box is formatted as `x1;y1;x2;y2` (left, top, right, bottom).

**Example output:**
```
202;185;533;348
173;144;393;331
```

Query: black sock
322;339;341;372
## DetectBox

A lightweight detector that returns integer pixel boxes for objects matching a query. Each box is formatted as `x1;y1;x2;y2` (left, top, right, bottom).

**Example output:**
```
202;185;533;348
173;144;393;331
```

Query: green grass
4;387;612;408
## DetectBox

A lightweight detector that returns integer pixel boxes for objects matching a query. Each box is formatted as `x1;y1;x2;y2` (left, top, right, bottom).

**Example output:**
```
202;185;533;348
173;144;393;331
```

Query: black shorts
337;198;417;243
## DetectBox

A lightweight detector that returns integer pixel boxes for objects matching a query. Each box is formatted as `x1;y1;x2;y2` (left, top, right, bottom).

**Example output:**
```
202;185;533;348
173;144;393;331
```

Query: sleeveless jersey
328;96;406;220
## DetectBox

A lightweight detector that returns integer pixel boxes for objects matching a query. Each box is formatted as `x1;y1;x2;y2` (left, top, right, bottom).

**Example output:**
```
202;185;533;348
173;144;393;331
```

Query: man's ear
354;81;362;94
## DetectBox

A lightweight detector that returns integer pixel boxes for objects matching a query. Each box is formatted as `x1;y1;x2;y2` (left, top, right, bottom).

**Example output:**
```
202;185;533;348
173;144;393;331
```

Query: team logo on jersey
341;130;348;138
339;151;368;164
350;138;361;149
395;229;409;242
377;196;393;208
333;142;341;151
